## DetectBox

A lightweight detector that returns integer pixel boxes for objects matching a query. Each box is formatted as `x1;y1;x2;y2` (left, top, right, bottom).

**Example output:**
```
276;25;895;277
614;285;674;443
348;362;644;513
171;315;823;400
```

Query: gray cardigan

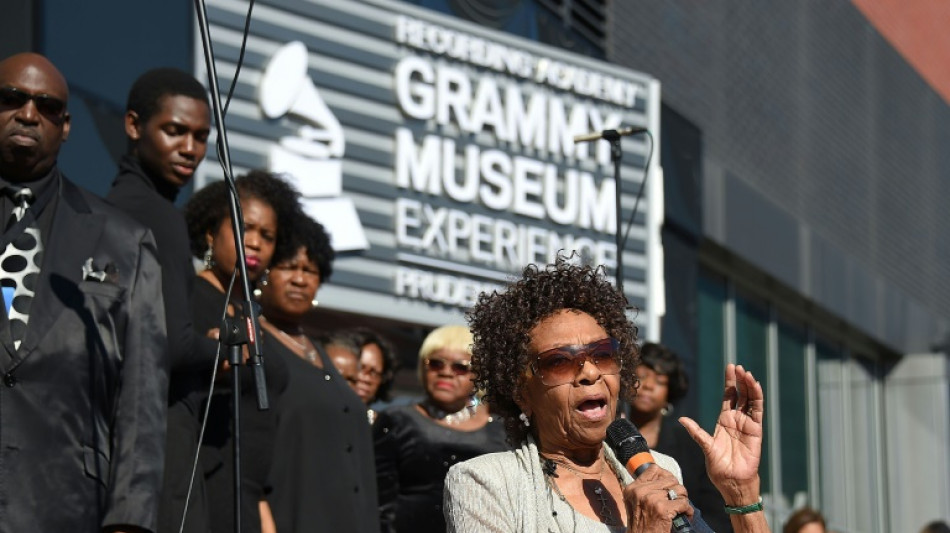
444;437;684;533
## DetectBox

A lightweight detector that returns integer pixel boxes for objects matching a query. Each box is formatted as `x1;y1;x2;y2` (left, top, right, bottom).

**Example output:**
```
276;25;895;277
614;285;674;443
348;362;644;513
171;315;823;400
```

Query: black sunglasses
424;357;472;376
0;86;67;119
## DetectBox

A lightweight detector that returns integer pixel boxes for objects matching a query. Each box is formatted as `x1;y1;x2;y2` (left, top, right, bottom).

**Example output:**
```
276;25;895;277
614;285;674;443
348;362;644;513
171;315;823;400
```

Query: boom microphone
606;418;694;532
573;126;647;143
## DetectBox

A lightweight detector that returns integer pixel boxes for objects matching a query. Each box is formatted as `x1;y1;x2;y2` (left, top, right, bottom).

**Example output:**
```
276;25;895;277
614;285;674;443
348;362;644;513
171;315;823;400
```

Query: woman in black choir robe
373;325;509;533
184;170;302;533
259;211;380;533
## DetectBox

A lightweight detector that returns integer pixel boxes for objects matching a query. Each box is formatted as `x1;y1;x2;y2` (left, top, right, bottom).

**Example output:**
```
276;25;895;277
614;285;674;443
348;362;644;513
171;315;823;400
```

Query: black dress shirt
0;166;59;240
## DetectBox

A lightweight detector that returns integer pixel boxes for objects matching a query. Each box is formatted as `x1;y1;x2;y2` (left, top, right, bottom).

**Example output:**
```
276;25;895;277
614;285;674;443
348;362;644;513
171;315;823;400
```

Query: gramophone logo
259;41;368;251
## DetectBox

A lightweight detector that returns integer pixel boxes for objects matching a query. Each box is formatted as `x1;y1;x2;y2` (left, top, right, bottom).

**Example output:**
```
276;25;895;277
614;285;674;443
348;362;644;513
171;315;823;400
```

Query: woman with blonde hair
373;325;508;533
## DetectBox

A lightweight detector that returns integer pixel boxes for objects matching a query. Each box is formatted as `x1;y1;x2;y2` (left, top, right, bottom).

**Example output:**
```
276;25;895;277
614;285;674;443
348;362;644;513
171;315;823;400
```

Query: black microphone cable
180;269;237;533
620;129;654;260
180;1;257;532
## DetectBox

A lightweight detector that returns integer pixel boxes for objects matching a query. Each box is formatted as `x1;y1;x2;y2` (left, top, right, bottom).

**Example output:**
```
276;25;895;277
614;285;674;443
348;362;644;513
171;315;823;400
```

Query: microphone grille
605;418;650;464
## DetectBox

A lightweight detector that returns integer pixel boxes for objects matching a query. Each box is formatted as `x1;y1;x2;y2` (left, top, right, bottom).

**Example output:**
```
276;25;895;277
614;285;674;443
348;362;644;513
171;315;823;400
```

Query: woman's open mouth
575;397;608;421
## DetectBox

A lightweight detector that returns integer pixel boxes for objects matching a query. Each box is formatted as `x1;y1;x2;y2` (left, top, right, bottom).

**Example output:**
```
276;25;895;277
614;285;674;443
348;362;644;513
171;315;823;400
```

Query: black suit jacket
107;155;214;533
0;170;168;532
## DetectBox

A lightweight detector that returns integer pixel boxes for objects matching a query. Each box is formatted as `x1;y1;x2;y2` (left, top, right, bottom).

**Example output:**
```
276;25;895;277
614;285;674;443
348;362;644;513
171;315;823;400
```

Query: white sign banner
198;0;664;334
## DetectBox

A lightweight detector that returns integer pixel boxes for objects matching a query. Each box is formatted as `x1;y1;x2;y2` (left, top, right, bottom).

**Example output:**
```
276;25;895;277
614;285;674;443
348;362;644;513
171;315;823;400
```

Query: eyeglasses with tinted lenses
359;367;383;380
531;337;622;386
0;87;66;119
425;357;472;376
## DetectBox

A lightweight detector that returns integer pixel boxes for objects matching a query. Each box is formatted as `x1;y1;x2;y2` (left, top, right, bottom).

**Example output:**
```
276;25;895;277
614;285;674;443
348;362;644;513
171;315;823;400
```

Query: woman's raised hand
678;364;763;504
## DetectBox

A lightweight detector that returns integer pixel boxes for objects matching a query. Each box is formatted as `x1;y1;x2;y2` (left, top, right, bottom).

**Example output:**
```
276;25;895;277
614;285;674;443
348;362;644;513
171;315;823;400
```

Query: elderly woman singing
444;257;769;533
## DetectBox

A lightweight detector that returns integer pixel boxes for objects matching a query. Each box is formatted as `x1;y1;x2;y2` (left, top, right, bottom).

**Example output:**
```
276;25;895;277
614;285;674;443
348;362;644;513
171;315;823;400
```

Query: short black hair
185;170;302;262
126;67;209;124
347;327;398;402
317;330;360;357
271;210;335;283
921;522;950;533
638;342;689;405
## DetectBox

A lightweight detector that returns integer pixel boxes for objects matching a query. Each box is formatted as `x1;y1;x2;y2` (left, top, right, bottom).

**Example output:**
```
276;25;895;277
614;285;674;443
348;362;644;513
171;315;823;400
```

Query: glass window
847;355;884;532
734;293;771;491
816;339;849;531
697;271;727;432
777;320;808;511
696;261;893;533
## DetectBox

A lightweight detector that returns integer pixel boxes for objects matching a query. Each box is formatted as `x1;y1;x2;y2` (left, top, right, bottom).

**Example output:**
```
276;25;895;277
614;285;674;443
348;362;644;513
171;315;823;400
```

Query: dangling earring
661;403;673;416
203;246;214;270
253;269;269;299
519;412;531;427
311;298;319;309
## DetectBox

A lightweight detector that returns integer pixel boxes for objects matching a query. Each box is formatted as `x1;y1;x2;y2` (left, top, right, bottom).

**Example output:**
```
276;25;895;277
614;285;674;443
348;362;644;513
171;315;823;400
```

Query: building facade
606;2;950;531
6;1;949;531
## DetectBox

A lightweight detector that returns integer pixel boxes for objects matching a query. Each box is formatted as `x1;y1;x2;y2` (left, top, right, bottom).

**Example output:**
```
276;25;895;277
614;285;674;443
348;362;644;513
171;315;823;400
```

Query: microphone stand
575;128;650;298
194;1;270;532
600;129;626;296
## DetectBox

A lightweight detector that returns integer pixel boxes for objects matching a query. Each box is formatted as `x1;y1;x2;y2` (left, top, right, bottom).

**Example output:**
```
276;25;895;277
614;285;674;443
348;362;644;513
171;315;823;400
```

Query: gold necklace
264;319;318;363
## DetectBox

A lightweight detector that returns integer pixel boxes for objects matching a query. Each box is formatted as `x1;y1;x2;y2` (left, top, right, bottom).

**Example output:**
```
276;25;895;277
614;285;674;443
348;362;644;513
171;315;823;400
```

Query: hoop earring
518;412;531;427
203;246;214;270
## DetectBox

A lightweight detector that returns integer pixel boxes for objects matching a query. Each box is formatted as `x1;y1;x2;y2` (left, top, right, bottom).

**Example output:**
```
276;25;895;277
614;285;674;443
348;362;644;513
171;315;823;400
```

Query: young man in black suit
106;67;214;533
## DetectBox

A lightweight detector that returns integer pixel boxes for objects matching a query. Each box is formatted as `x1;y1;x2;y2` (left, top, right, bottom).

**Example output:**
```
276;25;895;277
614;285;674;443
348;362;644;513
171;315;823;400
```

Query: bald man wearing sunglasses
0;53;167;533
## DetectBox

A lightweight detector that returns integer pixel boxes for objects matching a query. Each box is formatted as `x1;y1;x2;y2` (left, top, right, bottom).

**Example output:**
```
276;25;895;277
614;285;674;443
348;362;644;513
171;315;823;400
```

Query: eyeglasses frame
424;356;473;376
0;86;68;121
529;337;623;386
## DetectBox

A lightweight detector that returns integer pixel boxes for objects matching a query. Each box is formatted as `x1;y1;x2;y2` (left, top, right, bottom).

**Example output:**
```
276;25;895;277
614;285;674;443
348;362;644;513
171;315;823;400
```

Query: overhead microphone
573;126;648;143
571;125;650;297
606;418;695;533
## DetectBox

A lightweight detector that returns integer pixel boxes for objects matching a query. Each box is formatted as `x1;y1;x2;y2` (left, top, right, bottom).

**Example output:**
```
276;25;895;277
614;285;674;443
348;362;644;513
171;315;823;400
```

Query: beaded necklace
421;397;479;425
541;456;621;528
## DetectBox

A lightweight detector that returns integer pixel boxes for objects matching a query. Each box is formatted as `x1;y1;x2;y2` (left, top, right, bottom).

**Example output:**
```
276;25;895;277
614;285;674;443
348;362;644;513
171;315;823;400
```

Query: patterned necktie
0;186;44;349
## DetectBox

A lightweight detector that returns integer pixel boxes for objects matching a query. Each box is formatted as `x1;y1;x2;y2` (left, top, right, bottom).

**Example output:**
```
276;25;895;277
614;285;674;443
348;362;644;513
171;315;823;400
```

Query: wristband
724;496;763;515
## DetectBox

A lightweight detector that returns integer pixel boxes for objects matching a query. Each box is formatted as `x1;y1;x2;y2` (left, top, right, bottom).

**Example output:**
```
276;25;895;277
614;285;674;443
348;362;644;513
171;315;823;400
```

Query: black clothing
0;165;59;240
0;167;59;334
0;168;167;532
107;154;212;533
108;155;207;370
373;404;509;533
267;338;379;533
655;415;733;533
190;275;227;346
192;276;289;533
0;168;58;345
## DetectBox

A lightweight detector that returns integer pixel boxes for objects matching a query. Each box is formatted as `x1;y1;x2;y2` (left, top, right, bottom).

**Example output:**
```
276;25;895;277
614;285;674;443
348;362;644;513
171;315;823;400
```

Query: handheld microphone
573;126;648;143
606;418;694;533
